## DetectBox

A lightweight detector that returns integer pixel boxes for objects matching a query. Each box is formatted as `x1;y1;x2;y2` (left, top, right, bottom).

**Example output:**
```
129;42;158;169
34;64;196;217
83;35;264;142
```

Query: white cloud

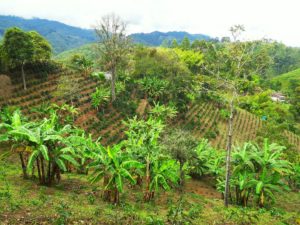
1;0;300;46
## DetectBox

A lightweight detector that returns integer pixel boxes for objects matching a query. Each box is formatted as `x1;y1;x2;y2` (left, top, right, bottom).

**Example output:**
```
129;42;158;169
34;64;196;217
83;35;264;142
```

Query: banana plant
64;129;98;174
248;167;288;207
149;102;177;122
89;142;144;204
12;115;78;185
145;158;179;201
190;139;216;177
1;109;80;185
0;109;32;178
288;163;300;190
91;87;110;111
228;139;292;207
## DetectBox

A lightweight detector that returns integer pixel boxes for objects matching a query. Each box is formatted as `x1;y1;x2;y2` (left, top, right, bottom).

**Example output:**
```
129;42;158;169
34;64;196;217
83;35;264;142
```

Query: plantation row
182;102;300;151
1;72;299;151
0;72;129;147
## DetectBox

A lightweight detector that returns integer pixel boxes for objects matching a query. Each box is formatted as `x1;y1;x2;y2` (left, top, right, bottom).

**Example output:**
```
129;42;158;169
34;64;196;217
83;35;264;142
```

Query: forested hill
0;15;211;53
130;31;211;46
0;15;97;54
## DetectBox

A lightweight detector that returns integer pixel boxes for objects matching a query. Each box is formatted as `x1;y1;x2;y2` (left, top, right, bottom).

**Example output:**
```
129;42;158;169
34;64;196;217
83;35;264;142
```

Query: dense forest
0;14;299;225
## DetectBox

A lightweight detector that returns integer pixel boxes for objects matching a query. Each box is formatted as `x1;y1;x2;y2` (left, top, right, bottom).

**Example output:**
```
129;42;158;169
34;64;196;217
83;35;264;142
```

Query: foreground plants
224;139;293;207
0;106;80;185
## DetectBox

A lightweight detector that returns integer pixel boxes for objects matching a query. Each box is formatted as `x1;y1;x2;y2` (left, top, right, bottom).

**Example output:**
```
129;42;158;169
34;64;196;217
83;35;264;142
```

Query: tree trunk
144;156;153;202
41;157;46;184
21;62;27;90
47;160;51;185
114;188;119;204
136;174;143;187
103;175;111;201
224;98;234;207
111;66;116;102
19;153;28;179
36;157;42;184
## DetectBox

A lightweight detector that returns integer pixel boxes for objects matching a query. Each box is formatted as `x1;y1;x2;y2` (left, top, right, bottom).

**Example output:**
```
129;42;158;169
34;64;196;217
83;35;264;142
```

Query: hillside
130;31;211;46
0;16;212;54
1;72;299;151
54;43;98;62
0;16;97;54
272;68;300;92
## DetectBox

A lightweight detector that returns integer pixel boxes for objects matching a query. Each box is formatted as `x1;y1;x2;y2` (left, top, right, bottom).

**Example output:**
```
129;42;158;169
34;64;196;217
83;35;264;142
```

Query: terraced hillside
1;72;299;151
0;72;128;147
179;102;300;151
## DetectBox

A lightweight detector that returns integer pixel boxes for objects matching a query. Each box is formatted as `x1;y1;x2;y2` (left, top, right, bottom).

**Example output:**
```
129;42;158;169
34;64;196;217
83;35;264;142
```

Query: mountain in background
0;15;212;54
0;15;97;54
130;31;211;46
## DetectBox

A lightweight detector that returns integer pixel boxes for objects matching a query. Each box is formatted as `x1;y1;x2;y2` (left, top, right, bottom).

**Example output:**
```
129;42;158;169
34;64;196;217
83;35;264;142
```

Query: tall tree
171;39;179;48
2;27;34;90
180;36;190;50
28;31;52;61
94;14;132;102
202;25;271;207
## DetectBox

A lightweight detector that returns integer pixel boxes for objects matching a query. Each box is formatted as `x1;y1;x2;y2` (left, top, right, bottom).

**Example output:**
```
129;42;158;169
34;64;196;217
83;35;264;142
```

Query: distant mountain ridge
130;31;211;46
0;15;212;54
0;15;97;54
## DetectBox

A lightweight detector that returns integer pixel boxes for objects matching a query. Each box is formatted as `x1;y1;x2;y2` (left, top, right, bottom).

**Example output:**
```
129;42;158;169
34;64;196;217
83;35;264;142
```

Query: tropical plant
137;77;169;101
144;158;179;201
91;87;110;110
89;142;143;204
149;102;177;122
190;139;219;177
225;139;292;207
0;109;80;185
0;109;30;178
71;54;93;76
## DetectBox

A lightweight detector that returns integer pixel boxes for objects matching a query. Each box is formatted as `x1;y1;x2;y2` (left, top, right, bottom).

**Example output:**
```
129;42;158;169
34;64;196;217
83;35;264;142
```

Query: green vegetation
0;15;299;225
271;68;300;92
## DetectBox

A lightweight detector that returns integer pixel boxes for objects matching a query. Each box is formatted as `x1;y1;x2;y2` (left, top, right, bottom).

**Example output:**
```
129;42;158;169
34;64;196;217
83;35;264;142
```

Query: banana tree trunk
41;157;46;184
144;156;153;201
114;188;120;204
103;175;111;201
19;152;28;179
36;157;42;184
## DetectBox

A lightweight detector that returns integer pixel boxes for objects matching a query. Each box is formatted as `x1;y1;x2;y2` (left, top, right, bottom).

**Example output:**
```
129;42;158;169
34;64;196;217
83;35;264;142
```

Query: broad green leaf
39;145;49;161
27;150;39;169
55;158;67;171
60;154;79;167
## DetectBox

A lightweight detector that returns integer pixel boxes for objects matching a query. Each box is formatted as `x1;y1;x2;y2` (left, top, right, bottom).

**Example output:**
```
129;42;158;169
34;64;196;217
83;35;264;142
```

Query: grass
1;151;300;224
272;68;300;92
54;43;98;63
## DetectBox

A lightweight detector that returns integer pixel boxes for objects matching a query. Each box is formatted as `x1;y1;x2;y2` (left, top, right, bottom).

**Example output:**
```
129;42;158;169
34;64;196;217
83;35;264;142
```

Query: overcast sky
1;0;300;46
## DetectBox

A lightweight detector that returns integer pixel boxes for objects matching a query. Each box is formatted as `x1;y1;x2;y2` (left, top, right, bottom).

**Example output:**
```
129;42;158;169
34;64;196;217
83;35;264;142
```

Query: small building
270;92;285;102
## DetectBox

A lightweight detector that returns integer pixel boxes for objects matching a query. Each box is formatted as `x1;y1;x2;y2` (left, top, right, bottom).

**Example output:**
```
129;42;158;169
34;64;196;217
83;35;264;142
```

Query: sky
1;0;300;46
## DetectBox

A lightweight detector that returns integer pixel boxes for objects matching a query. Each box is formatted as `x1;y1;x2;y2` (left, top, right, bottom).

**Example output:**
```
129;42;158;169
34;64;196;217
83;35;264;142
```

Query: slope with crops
178;101;300;151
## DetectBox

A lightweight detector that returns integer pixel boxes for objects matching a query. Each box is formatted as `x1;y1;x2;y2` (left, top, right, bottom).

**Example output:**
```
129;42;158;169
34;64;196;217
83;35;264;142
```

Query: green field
272;68;300;92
